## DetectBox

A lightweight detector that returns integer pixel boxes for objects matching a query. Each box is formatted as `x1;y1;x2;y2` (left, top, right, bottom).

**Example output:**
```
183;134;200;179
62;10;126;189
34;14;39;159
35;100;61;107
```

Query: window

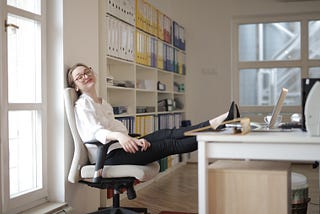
1;1;47;213
308;20;320;60
239;22;301;62
309;67;320;78
233;14;320;116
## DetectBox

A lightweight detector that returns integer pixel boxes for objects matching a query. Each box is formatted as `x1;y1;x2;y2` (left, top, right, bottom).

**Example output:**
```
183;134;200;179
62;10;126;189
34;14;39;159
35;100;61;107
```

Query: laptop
251;88;289;132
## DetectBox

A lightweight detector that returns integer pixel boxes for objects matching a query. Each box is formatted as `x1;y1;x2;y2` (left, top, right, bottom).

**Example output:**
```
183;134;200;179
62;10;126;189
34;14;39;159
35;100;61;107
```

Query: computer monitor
301;78;320;131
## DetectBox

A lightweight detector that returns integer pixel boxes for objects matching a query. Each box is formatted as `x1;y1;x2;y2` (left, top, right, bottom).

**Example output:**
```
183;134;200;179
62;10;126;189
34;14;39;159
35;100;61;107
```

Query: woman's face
72;65;96;93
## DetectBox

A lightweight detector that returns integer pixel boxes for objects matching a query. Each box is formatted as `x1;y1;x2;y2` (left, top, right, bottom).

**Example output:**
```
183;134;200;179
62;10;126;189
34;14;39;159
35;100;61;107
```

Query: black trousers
103;121;210;165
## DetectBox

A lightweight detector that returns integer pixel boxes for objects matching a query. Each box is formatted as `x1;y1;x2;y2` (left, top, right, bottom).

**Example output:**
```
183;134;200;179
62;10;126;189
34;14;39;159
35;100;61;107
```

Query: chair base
81;178;147;213
88;207;148;214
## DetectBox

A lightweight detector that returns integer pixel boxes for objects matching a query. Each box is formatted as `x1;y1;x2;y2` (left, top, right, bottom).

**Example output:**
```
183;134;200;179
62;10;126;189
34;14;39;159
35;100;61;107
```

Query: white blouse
74;93;127;163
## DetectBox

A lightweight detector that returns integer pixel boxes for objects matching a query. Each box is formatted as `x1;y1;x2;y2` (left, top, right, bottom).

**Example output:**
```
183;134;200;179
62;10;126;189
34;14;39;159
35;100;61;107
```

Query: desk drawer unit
208;160;291;214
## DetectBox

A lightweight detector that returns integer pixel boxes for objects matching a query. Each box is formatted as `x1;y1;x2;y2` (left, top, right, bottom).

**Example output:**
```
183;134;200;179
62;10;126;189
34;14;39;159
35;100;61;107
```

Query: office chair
64;88;160;214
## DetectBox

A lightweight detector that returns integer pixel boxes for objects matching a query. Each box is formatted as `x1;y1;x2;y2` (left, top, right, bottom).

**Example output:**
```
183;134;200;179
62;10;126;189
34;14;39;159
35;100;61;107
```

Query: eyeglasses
74;67;93;82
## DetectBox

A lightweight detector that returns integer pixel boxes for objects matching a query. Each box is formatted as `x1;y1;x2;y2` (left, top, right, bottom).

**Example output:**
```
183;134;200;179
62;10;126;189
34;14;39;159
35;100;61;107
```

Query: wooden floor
121;163;198;213
120;162;320;214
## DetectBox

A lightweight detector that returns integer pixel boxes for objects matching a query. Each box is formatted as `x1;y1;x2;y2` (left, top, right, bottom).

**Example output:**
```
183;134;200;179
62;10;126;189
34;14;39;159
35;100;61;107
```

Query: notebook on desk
251;88;289;132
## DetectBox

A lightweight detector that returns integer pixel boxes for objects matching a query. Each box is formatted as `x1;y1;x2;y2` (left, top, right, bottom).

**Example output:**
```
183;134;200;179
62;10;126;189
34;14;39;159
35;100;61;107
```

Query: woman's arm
75;97;150;153
107;131;150;153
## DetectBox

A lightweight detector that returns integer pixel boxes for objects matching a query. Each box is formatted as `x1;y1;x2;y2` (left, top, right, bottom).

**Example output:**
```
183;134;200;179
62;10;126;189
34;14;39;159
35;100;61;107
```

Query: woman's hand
135;138;151;151
115;132;150;153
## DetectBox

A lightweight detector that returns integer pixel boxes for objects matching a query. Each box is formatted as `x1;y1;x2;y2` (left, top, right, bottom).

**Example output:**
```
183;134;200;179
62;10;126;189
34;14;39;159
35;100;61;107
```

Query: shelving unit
99;0;187;171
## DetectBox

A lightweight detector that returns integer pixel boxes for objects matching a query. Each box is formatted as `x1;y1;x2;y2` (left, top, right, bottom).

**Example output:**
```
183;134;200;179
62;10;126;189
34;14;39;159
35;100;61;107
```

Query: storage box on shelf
117;116;135;133
106;15;135;61
135;115;155;135
108;87;135;116
136;0;158;37
135;66;157;118
157;112;183;172
136;64;157;91
173;73;185;112
173;21;185;51
106;0;136;26
135;29;157;67
136;90;156;114
174;49;186;75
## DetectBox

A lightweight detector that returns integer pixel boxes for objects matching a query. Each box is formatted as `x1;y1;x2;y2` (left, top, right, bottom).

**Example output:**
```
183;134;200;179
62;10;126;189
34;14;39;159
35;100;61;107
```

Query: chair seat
81;162;160;182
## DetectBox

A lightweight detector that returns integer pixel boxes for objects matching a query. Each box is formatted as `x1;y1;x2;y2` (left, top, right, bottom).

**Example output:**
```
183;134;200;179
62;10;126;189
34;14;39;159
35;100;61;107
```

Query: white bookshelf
100;0;186;128
98;0;188;174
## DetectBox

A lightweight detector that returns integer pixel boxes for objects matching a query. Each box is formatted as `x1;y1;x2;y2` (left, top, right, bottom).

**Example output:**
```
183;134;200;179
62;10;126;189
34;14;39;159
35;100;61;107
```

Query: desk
196;129;320;214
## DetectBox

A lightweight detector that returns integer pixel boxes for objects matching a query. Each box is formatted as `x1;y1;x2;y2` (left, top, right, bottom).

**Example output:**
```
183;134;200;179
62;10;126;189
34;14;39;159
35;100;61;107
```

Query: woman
67;63;232;179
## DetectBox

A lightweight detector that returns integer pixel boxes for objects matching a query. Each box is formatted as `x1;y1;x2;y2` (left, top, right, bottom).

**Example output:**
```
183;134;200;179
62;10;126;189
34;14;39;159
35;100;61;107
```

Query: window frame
232;12;320;119
0;1;47;213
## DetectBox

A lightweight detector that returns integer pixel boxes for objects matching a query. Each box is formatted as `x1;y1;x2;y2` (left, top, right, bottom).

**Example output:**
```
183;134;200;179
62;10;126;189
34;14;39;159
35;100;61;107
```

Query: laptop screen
268;88;288;128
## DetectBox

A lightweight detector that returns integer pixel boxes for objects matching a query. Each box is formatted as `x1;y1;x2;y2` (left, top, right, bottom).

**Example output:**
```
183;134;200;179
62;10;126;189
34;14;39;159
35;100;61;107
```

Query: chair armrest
85;134;138;172
84;141;107;168
129;133;141;138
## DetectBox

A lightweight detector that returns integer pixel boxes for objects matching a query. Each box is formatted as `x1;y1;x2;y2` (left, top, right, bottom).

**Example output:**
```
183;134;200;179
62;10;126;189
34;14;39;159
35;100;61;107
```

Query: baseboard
21;202;72;214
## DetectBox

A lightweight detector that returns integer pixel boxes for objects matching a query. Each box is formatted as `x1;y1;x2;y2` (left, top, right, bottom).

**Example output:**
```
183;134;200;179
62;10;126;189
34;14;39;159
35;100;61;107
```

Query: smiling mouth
84;78;93;84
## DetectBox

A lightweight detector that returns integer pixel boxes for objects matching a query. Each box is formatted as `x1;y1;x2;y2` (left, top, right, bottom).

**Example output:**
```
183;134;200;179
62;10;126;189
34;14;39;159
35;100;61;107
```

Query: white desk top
196;129;320;144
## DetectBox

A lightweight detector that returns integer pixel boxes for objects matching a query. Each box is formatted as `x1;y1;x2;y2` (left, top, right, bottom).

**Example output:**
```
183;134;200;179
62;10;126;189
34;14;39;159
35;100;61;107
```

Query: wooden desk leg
198;140;208;214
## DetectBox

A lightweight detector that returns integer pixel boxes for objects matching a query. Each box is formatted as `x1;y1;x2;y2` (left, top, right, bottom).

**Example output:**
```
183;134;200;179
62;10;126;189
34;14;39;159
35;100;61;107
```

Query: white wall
63;0;101;212
45;0;101;213
149;0;320;124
